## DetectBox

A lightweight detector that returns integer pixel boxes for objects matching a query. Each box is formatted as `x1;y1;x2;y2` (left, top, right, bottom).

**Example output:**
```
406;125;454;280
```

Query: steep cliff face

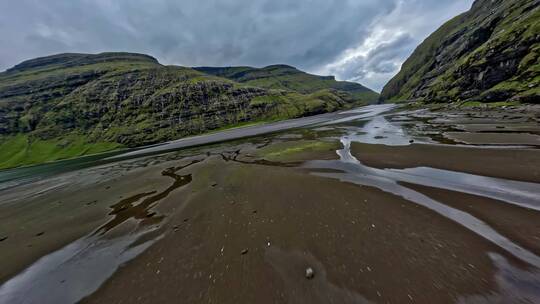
0;52;376;168
381;0;540;103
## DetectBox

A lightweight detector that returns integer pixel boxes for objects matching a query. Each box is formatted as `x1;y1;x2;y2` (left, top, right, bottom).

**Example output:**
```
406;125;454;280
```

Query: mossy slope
195;65;380;103
381;0;540;103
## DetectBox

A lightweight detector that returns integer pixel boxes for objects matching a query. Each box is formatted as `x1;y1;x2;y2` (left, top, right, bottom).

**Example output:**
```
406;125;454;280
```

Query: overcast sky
0;0;474;91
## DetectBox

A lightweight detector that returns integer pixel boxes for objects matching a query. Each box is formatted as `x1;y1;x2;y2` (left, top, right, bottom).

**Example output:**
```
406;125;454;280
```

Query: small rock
409;139;415;143
211;183;218;187
241;249;249;255
35;232;45;237
305;267;315;279
0;236;7;242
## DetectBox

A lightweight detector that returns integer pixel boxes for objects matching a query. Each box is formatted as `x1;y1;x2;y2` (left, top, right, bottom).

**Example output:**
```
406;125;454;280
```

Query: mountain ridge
0;52;377;169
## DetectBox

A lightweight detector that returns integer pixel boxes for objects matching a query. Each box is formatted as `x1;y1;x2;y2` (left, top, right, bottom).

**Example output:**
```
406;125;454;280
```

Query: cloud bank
0;0;473;91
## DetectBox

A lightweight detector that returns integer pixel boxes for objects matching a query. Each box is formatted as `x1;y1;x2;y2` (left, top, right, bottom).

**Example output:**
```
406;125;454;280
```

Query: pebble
241;249;249;255
305;267;315;279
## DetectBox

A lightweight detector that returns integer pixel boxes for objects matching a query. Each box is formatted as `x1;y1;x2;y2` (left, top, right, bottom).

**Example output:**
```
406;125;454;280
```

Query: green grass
458;100;521;108
381;0;540;103
195;65;379;103
249;90;345;120
0;134;122;169
0;53;376;169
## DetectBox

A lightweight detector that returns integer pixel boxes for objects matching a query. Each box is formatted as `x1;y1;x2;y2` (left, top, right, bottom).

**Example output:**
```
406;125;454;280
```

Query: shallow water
1;103;540;303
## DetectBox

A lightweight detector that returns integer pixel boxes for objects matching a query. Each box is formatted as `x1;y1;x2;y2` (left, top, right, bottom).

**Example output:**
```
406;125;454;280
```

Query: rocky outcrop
381;0;540;103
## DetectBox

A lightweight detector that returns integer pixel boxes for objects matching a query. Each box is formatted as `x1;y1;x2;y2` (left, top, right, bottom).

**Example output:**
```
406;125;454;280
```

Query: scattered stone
183;218;189;222
409;139;415;143
211;183;218;187
252;210;257;214
0;236;7;242
305;267;315;279
35;232;45;237
241;249;249;255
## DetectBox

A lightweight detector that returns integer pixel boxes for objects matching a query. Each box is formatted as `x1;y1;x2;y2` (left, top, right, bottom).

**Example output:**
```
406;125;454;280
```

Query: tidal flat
0;104;539;304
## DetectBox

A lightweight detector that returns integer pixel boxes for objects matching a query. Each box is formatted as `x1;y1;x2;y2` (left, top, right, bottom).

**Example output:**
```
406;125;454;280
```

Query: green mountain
381;0;540;103
194;65;379;102
0;52;377;169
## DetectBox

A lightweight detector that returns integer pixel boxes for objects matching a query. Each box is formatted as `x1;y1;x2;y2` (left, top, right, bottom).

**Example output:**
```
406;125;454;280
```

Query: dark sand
1;104;539;304
83;159;510;304
444;132;540;145
351;142;540;183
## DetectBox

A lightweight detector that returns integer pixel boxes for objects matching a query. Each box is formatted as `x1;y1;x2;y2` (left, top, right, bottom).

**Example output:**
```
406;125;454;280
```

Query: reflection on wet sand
0;159;202;304
306;136;540;268
1;103;540;303
0;228;161;304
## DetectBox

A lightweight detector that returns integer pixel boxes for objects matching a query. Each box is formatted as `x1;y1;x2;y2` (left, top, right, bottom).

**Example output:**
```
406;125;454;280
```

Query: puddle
0;159;202;304
0;228;161;304
346;115;413;146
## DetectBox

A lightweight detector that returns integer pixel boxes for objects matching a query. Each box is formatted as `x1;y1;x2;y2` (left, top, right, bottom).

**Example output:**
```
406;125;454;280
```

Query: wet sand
83;159;510;304
1;103;540;303
444;132;540;145
351;142;540;183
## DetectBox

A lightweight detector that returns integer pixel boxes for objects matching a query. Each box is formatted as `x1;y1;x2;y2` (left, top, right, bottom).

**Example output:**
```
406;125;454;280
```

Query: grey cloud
0;0;473;91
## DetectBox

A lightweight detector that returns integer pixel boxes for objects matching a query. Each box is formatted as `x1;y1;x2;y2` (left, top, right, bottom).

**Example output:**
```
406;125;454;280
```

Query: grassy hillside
0;52;376;169
194;65;379;102
381;0;540;103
